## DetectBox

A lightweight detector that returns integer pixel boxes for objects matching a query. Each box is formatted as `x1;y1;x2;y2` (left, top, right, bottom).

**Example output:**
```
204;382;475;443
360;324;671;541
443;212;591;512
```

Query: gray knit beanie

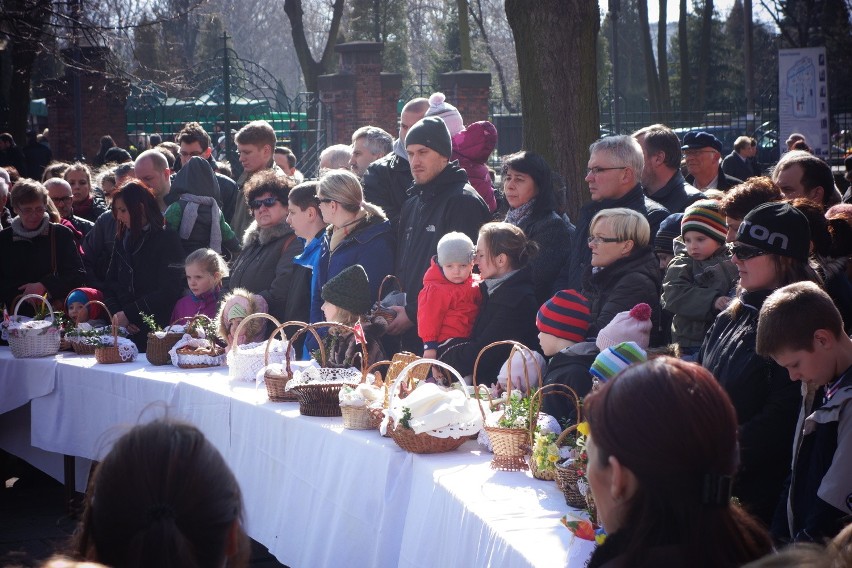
405;117;452;159
437;231;475;266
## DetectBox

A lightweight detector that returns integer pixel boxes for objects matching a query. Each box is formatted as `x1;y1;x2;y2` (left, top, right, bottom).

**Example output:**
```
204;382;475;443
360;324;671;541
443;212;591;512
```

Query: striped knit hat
682;199;727;243
536;289;592;343
589;341;647;384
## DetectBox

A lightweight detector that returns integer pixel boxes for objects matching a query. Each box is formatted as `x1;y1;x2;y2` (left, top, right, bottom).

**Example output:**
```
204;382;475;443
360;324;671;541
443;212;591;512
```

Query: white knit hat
425;92;465;137
595;303;653;351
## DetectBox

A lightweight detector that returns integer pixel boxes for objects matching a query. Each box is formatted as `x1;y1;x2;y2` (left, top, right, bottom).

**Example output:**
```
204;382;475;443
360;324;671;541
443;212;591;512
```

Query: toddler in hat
417;232;482;360
661;200;738;356
537;289;597;425
216;288;269;353
319;264;386;368
65;287;108;327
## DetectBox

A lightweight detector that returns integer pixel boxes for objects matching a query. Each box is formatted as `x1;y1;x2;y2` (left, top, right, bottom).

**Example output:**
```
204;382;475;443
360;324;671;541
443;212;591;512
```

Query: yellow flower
577;421;590;437
548;454;558;463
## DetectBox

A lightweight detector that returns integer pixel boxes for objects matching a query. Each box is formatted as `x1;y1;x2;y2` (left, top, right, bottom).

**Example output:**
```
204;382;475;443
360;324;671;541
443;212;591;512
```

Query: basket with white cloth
227;312;289;381
3;294;61;359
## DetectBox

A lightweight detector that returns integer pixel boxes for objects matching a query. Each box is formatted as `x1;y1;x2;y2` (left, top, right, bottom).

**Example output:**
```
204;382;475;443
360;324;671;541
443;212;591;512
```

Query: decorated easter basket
369;274;403;325
227;312;286;381
554;424;590;509
386;359;480;454
5;294;61;358
528;384;582;481
79;301;138;364
146;315;203;366
263;321;317;402
339;360;392;430
474;341;542;472
168;315;225;369
284;322;367;416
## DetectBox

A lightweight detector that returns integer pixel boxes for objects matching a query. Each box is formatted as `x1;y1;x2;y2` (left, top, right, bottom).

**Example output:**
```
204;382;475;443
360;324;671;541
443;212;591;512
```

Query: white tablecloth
0;347;58;414
8;348;590;568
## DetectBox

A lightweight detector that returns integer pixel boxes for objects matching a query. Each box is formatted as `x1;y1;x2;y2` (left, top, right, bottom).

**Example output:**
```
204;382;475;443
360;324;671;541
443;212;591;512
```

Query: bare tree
637;0;661;117
695;0;714;111
657;0;671;111
678;0;690;111
469;0;517;111
283;0;346;95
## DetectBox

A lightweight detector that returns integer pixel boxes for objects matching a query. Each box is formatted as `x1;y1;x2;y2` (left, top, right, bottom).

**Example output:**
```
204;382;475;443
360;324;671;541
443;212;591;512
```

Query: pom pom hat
589;341;648;383
596;303;653;350
536;290;592;343
682;200;727;244
424;92;465;137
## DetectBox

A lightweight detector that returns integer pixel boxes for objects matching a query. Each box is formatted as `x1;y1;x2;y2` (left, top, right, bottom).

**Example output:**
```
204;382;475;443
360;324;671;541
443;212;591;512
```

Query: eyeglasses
587;236;624;245
19;205;46;215
52;196;73;203
249;197;279;210
586;166;627;177
729;243;768;260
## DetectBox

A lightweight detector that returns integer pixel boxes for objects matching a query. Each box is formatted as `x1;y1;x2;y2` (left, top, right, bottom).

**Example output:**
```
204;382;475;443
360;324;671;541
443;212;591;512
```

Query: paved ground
0;453;287;567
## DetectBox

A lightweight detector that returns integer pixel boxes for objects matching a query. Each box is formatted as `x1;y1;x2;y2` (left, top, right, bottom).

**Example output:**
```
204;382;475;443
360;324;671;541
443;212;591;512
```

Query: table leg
63;454;76;514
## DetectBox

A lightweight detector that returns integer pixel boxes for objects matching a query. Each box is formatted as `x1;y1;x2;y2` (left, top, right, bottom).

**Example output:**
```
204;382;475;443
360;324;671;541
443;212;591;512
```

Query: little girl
65;287;108;327
319;264;386;368
418;232;482;360
216;288;269;352
170;248;228;324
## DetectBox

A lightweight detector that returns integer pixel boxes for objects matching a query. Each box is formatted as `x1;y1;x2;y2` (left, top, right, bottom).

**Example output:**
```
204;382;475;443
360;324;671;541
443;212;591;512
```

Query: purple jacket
452;121;498;212
169;287;221;325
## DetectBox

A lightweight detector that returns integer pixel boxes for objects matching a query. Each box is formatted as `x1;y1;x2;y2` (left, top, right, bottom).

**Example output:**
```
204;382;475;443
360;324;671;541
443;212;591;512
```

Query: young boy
661;200;738;357
418;232;481;360
756;281;852;544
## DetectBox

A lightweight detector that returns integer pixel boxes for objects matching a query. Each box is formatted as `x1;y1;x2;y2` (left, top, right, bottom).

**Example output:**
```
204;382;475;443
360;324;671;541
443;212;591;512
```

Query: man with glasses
175;122;239;224
553;135;670;291
45;178;93;251
682;131;742;191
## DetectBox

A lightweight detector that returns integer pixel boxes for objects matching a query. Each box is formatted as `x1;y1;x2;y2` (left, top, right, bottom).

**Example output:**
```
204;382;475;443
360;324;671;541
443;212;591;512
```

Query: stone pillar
44;47;129;163
318;42;402;145
439;71;492;125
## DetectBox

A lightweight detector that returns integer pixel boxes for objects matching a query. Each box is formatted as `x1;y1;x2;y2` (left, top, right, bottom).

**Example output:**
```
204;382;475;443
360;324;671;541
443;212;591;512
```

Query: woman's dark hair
478;221;538;269
501;151;557;218
719;177;783;221
243;170;294;205
585;358;772;568
111;180;163;242
72;420;249;568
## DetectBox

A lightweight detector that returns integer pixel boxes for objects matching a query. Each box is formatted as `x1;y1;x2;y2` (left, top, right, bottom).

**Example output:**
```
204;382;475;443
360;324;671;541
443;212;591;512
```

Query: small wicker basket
147;315;204;366
473;341;542;472
228;313;282;381
369;274;402;325
82;301;132;364
528;384;582;481
6;294;61;359
263;321;317;402
339;359;391;430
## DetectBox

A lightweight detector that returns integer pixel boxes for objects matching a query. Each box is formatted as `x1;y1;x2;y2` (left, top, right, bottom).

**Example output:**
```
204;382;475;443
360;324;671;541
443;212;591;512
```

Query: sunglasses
730;243;768;260
249;197;279;210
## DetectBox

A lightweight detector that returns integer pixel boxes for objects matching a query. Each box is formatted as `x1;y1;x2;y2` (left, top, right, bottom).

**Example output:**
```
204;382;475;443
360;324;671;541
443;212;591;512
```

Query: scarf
179;194;223;253
329;209;367;252
483;269;518;295
74;195;94;219
11;213;49;239
504;198;536;227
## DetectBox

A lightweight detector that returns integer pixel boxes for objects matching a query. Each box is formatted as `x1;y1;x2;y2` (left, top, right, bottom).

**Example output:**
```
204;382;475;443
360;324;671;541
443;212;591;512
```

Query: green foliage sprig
140;312;161;333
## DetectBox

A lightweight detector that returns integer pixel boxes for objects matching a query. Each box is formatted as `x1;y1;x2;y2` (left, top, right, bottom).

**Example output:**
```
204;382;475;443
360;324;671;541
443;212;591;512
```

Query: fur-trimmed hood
242;220;294;248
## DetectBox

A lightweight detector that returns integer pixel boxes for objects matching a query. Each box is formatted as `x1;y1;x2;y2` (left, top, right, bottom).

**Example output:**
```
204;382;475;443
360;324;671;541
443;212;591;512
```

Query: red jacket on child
417;257;482;349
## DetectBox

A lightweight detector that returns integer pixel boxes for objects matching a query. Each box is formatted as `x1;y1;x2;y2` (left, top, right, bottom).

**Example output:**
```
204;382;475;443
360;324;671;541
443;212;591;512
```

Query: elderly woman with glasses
581;207;661;339
0;179;84;316
698;201;822;526
228;171;306;324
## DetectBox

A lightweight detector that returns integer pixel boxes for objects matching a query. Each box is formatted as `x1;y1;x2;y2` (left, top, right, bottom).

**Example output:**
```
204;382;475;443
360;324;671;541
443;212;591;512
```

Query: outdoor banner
778;47;830;160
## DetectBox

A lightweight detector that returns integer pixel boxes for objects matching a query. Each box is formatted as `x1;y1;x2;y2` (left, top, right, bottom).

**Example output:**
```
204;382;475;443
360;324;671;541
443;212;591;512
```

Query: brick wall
439;71;492;125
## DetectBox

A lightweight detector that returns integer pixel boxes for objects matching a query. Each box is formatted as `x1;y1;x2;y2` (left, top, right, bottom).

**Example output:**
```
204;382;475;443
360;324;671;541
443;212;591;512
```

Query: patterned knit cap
589;341;647;384
682;199;727;243
536;289;592;343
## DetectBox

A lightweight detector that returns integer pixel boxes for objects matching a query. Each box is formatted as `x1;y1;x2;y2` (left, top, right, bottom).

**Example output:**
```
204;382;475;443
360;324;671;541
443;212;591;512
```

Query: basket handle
83;300;116;344
166;314;204;333
376;274;402;302
13;293;55;322
555;423;581;447
266;320;322;370
231;312;279;348
388;358;468;408
529;383;583;439
365;359;392;385
471;340;543;422
300;321;370;381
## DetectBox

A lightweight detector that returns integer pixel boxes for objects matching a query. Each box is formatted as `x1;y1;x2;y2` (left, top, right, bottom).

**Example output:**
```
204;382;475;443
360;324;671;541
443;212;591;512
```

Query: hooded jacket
451;121;498;212
229;220;302;323
582;246;662;340
397;162;490;326
417;257;482;348
362;149;415;235
698;290;802;524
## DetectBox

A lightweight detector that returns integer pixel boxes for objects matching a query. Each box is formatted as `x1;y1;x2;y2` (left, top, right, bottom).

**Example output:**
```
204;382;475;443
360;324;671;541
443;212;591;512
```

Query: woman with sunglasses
228;171;306;324
582;207;662;340
698;201;821;526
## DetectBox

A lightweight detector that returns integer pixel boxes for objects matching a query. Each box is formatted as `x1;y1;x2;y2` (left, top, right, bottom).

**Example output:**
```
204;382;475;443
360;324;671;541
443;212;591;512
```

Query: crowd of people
2;91;852;567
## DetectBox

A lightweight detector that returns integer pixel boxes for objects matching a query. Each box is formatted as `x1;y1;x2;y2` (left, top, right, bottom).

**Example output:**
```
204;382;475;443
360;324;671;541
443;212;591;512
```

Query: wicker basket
80;301;131;364
263;321;316;402
228;313;283;380
285;322;367;416
387;359;475;454
473;341;543;472
168;315;225;368
147;315;204;366
555;457;589;509
369;275;402;325
528;384;582;481
6;294;61;359
340;360;391;430
70;338;97;355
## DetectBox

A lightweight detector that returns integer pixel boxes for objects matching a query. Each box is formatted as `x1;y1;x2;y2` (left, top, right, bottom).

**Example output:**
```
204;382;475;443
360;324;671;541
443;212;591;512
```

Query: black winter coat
104;227;185;350
440;265;540;382
82;211;116;291
516;210;574;305
553;184;669;291
643;171;705;214
698;290;801;525
540;342;599;425
582;246;662;340
362;151;414;236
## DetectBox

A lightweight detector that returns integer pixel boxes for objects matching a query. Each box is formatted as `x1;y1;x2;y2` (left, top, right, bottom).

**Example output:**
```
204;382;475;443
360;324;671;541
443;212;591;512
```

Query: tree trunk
657;0;671;112
283;0;346;94
637;0;661;118
457;0;473;69
678;0;690;112
504;0;599;220
695;0;714;111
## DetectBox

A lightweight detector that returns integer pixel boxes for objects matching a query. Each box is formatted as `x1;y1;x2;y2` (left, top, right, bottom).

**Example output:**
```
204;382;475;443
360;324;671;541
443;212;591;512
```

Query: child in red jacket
418;232;482;359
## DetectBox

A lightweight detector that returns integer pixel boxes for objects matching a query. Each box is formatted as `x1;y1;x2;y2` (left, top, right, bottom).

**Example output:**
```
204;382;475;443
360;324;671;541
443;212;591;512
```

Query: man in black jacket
633;123;704;213
386;117;490;353
552;135;670;291
362;98;429;234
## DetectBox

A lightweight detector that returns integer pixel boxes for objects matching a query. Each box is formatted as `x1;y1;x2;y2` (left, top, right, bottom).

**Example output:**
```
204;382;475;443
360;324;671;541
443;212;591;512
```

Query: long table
1;347;595;567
